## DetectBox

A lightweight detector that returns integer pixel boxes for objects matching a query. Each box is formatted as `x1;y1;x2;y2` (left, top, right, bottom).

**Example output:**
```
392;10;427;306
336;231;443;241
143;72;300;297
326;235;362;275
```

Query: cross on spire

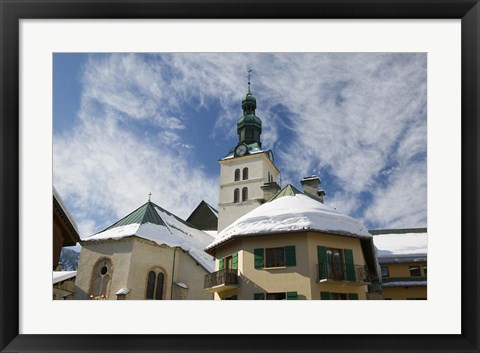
148;192;152;202
247;69;253;94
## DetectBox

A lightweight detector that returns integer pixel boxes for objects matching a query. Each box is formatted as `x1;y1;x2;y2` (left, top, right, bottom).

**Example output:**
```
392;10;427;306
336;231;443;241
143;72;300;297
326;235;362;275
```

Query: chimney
260;182;281;202
301;175;326;203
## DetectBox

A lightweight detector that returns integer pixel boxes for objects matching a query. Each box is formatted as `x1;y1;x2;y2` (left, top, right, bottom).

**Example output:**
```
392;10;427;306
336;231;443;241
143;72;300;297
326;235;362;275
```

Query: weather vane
247;69;253;94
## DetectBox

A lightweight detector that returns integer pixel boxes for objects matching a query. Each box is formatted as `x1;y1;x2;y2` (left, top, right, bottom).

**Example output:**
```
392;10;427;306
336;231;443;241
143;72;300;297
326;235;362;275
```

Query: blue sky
53;53;427;239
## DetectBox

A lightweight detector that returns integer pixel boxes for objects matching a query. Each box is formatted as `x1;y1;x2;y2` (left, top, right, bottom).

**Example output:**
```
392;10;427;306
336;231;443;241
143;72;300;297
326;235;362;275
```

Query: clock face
235;144;248;156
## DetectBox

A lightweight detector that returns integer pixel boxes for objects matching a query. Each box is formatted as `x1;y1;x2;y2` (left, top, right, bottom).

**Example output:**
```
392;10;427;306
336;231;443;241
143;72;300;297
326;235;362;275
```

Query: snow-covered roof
82;202;215;272
53;186;80;235
52;271;77;284
115;288;131;295
204;230;219;239
372;232;427;263
301;175;320;181
206;191;371;252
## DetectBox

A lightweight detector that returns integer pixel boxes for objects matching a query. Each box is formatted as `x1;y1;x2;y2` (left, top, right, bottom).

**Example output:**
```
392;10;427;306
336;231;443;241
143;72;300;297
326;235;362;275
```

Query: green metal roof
268;184;304;202
237;113;262;128
102;201;166;232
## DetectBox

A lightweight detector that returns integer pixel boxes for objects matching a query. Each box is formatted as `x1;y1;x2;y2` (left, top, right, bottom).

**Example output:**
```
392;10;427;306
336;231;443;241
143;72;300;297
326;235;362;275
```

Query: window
242;167;249;180
255;246;296;269
242;187;248;202
320;292;358;300
409;266;421;277
255;291;297;300
219;253;238;270
317;246;356;282
331;293;348;300
224;255;233;269
233;188;240;203
423;265;427;276
234;169;240;181
381;266;390;277
146;270;164;300
265;247;285;267
90;258;112;299
326;248;344;280
266;292;286;300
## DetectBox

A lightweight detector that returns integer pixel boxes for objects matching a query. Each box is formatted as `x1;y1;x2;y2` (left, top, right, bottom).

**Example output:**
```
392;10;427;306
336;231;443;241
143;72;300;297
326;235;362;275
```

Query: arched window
268;171;271;183
242;187;248;202
234;169;240;181
91;258;112;299
146;270;164;300
234;188;240;203
243;167;249;180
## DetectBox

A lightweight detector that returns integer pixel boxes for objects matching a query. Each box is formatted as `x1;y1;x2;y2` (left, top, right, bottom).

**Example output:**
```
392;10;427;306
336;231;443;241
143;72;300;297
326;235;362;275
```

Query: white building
74;201;215;300
217;84;280;231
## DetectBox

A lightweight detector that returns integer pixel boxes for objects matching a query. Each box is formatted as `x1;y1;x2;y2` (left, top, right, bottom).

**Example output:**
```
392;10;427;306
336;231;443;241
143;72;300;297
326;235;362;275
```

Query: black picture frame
1;1;479;352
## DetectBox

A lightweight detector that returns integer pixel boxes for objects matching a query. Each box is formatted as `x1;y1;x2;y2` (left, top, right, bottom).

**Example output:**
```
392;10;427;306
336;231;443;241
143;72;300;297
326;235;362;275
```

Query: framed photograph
1;0;479;352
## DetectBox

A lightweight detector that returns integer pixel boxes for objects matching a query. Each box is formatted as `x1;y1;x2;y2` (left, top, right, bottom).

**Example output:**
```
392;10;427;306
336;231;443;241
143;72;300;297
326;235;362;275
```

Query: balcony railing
317;262;369;284
381;276;427;287
204;269;239;292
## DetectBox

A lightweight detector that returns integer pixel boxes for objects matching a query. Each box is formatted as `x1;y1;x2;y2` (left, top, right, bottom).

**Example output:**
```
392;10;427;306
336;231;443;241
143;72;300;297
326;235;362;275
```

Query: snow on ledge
373;232;427;258
52;271;77;284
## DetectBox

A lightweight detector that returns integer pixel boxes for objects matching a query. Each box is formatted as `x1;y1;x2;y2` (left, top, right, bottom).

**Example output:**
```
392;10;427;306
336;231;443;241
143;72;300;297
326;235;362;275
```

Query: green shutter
348;293;359;300
219;258;224;270
254;292;265;300
254;248;264;269
320;291;331;300
232;252;238;270
285;246;296;267
344;249;356;281
286;291;298;300
317;246;327;280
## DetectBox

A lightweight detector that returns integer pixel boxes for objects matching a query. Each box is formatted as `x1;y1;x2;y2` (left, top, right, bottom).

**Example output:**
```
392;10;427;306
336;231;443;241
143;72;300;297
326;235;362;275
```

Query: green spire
237;71;262;147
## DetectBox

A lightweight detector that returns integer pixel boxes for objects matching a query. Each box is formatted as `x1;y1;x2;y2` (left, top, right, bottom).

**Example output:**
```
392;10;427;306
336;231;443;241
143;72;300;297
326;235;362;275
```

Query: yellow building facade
205;185;379;300
372;229;427;300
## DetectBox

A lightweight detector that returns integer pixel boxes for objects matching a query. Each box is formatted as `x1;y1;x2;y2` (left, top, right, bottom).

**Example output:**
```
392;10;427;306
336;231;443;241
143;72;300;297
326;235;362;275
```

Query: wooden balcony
317;262;369;286
204;269;239;292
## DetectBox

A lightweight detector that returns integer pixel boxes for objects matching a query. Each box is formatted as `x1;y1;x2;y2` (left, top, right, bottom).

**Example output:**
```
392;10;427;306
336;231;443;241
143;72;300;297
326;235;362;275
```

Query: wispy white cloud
54;52;427;235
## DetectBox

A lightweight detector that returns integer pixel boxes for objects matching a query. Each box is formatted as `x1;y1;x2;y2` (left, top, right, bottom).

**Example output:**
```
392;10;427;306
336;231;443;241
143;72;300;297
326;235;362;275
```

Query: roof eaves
206;228;371;254
369;228;427;235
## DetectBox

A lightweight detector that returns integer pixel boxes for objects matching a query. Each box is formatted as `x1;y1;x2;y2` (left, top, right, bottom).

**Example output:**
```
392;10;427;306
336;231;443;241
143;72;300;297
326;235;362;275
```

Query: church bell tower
217;74;281;231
